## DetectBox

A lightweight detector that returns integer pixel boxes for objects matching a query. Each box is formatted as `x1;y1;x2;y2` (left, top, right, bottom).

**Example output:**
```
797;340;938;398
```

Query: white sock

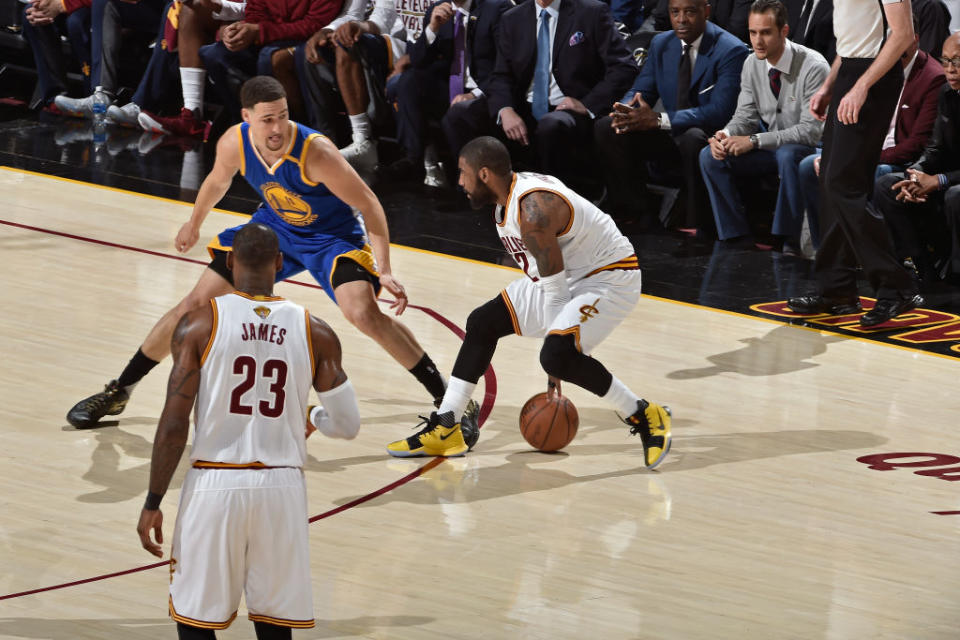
180;149;202;191
348;113;372;144
180;67;206;113
602;375;641;416
439;377;476;422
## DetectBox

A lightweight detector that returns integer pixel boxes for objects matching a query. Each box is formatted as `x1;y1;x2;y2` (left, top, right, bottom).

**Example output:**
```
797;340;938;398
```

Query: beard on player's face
466;178;497;209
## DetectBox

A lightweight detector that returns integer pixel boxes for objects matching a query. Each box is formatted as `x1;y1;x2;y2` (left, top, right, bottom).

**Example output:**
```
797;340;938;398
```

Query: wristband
144;491;163;511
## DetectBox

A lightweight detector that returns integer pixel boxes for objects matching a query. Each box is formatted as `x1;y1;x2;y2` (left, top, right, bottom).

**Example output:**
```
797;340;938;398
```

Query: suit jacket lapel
520;1;538;86
552;0;574;68
466;0;481;71
689;26;716;89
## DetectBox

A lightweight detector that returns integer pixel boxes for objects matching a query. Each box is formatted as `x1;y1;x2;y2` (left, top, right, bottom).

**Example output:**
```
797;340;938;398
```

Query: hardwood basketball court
1;167;958;639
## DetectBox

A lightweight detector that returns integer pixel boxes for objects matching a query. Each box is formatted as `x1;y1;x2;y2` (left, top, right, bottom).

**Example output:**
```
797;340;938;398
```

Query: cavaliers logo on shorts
261;182;318;227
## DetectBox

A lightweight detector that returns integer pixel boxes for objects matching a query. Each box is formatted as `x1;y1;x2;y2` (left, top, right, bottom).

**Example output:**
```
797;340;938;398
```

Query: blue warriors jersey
237;120;364;244
208;121;380;303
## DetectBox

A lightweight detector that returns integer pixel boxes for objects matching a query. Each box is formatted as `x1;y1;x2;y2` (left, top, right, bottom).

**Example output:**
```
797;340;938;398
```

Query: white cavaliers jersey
495;172;638;283
191;292;315;468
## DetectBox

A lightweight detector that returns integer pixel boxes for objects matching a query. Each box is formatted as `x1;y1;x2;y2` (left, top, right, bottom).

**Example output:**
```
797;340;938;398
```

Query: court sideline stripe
0;165;520;272
0;218;497;602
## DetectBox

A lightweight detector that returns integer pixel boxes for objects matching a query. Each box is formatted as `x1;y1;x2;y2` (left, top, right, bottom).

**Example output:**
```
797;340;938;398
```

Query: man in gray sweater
699;0;828;252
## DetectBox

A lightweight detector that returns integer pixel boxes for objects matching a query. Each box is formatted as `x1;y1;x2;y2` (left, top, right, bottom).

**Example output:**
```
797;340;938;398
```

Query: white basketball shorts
169;466;314;630
501;268;642;355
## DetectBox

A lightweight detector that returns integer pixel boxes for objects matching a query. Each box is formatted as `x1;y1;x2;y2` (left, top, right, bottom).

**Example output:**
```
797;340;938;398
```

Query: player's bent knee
539;333;579;380
341;303;384;334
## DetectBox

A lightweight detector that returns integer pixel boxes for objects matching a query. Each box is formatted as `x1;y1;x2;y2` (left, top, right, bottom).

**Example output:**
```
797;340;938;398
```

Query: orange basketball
519;392;579;452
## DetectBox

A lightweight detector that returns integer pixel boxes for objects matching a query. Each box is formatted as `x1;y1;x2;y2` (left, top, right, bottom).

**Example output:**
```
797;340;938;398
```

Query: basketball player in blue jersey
387;137;671;468
67;76;478;447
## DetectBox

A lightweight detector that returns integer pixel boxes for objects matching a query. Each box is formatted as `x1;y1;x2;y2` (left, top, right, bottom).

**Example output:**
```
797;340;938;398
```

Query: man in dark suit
874;33;960;282
442;0;637;192
594;0;749;235
786;0;835;62
386;0;512;181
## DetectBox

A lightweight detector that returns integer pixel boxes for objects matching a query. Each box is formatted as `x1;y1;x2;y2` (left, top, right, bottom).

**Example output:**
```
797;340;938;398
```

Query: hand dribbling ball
518;392;579;452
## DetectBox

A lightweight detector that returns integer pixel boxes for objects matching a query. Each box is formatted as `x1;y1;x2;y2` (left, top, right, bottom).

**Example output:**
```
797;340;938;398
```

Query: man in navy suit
386;0;512;182
594;0;749;235
442;0;637;192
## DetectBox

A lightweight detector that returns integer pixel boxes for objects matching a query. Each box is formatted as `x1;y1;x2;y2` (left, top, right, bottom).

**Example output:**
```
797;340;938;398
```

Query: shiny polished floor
2;112;960;639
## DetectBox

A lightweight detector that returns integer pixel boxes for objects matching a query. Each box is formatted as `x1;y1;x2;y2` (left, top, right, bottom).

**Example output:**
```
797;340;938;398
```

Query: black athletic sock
177;622;216;640
116;347;160;391
253;621;293;640
408;353;446;402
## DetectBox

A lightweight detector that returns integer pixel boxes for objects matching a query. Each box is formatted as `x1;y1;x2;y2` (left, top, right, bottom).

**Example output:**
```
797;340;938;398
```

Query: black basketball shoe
460;399;480;450
66;380;130;428
625;399;672;469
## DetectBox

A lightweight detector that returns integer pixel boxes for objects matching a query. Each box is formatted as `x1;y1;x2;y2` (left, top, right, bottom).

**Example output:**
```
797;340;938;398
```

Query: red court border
0;217;497;601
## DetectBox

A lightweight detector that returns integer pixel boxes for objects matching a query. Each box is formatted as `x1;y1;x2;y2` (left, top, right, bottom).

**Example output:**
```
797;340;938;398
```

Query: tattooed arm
137;304;210;557
518;191;570;278
520;191;572;317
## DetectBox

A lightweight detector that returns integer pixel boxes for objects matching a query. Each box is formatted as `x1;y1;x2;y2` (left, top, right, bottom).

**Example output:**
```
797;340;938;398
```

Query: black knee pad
539;333;580;380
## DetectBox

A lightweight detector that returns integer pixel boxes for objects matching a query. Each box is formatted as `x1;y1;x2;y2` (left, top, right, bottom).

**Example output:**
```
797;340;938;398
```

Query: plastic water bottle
92;86;108;152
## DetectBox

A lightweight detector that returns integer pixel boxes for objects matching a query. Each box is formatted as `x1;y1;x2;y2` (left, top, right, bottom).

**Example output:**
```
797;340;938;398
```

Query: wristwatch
749;134;760;149
656;113;663;128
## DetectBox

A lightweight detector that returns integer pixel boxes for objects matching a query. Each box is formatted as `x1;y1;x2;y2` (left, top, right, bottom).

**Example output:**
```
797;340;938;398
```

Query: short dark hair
232;223;279;268
460;136;512;176
240;76;286;110
749;0;787;29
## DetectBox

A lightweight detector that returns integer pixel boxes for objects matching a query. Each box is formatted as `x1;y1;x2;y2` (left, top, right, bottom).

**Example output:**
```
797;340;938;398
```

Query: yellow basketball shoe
624;400;672;469
387;411;468;457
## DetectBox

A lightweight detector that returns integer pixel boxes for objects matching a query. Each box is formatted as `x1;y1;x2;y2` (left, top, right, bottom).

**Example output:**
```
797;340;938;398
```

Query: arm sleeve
324;0;368;31
723;60;761;137
310;380;361;440
367;0;398;33
212;0;246;22
577;6;639;116
249;0;341;44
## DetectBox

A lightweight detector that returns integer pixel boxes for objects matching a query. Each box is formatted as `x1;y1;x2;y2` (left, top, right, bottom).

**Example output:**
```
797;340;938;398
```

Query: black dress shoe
380;157;425;182
859;294;923;327
786;295;862;315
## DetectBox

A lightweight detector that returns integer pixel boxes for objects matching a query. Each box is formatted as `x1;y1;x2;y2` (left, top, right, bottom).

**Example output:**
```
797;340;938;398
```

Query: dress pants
200;39;301;120
93;0;165;92
21;6;91;103
442;99;594;190
699;143;813;242
873;172;957;274
594;116;712;234
129;0;179;112
815;57;915;301
394;65;450;163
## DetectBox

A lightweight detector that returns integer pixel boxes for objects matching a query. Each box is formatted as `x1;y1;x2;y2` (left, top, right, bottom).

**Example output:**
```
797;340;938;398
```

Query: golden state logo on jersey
261;182;317;227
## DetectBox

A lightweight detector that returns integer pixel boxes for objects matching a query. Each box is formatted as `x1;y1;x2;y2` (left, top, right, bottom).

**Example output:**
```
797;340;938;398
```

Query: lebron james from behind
137;224;362;638
387;137;672;468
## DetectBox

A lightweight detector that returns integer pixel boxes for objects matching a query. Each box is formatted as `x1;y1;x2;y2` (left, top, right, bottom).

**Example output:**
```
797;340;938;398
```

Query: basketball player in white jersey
387;137;672;468
136;223;362;639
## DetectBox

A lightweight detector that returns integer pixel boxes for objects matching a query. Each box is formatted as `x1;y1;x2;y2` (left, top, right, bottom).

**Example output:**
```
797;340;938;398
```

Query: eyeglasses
939;57;960;68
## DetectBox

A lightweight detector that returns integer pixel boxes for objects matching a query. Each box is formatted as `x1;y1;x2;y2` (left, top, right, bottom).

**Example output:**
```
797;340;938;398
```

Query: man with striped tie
698;0;829;254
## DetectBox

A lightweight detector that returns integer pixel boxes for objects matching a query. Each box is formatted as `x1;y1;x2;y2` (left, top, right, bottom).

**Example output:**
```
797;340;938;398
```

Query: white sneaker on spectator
341;138;377;174
107;102;141;127
424;162;448;189
55;91;113;119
